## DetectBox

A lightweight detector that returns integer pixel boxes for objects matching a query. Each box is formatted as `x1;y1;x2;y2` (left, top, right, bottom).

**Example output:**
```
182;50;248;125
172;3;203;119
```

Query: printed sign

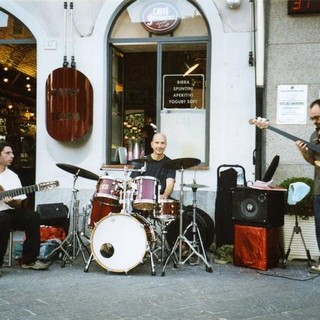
163;74;204;109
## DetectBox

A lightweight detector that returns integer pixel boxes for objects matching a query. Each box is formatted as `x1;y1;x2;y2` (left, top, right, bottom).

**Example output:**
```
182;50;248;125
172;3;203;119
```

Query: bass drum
90;213;155;273
166;206;215;251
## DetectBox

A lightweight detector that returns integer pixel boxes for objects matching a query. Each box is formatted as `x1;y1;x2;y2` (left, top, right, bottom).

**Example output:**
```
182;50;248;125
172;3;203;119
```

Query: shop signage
163;74;204;109
141;2;180;34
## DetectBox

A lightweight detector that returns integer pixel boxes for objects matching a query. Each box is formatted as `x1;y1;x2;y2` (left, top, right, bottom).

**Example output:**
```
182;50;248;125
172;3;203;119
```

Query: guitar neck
0;184;38;200
267;125;320;153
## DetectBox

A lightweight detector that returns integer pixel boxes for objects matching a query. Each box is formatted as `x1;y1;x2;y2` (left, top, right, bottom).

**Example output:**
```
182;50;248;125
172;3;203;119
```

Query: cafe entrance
108;0;210;165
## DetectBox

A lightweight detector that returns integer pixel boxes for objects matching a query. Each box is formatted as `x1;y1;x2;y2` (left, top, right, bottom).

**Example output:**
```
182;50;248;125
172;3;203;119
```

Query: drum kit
55;157;213;275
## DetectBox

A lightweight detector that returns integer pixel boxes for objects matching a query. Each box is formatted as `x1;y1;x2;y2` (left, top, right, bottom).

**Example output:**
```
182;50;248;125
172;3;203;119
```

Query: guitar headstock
249;117;270;130
38;180;59;191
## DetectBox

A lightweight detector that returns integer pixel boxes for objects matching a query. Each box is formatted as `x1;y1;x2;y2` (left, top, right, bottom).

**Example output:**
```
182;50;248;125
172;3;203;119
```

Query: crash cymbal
163;158;201;170
56;163;99;181
184;183;208;189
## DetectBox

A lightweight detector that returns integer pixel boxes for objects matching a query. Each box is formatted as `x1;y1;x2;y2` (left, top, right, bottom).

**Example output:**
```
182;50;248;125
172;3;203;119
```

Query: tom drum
133;176;160;211
94;176;124;204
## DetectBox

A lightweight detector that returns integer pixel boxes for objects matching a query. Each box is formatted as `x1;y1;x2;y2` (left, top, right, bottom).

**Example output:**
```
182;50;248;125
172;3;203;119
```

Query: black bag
37;203;69;234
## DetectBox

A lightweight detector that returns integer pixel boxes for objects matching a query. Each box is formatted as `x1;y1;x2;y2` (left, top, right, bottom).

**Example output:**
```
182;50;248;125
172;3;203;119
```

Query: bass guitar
0;180;59;200
249;117;320;153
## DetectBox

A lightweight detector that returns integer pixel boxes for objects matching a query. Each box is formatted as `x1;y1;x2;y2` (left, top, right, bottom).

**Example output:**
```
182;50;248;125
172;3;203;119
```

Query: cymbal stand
46;172;90;266
187;183;212;268
161;170;212;276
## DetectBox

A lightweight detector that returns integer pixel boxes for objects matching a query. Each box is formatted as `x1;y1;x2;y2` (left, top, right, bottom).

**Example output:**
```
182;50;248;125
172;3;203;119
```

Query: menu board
163;74;204;109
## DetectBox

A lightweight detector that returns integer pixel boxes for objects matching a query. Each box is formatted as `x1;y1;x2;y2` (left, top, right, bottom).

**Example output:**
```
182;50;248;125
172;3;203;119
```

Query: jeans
313;195;320;252
0;208;40;266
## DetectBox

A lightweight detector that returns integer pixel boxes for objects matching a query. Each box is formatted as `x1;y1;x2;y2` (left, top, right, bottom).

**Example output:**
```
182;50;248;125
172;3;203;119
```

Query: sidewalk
1;247;320;320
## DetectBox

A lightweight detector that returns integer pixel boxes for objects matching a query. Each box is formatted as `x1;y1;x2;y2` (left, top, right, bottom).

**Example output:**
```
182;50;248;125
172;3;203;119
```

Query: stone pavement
1;246;320;320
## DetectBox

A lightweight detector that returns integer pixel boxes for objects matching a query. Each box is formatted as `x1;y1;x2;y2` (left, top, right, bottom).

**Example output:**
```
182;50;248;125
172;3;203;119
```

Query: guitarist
296;99;320;273
0;140;48;276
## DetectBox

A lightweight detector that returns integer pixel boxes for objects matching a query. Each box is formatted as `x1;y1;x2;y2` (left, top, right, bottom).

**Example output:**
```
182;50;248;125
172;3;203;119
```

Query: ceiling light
183;62;200;76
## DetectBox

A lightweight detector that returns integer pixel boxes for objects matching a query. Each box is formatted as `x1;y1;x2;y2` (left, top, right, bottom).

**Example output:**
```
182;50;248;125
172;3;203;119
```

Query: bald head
152;132;167;143
150;132;167;158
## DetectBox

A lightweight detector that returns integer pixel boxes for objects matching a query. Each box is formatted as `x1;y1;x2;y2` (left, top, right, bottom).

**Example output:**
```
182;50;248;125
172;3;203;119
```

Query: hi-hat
128;157;152;164
56;163;99;181
163;158;201;170
184;183;208;189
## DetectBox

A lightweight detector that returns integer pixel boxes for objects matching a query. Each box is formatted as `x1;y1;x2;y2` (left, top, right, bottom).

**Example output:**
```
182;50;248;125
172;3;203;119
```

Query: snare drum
94;176;124;204
88;199;122;228
90;213;156;273
155;199;180;219
133;176;160;211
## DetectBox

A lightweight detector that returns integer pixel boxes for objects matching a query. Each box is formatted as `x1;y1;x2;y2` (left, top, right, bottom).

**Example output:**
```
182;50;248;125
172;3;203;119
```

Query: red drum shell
88;199;122;228
155;199;180;219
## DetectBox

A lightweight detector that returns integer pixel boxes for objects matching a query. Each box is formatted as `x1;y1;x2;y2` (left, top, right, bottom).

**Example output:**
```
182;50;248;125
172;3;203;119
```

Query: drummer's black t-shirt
130;154;176;194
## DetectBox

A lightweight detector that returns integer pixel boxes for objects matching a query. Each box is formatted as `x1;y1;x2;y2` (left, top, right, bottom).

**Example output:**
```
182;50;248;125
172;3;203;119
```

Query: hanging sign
141;1;180;34
46;67;93;141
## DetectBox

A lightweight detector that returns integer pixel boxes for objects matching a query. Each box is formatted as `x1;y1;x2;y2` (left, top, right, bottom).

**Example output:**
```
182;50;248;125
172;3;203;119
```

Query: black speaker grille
231;187;285;227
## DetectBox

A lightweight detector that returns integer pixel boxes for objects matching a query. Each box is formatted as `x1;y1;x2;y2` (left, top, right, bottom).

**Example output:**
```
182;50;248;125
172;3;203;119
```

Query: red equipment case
234;224;281;271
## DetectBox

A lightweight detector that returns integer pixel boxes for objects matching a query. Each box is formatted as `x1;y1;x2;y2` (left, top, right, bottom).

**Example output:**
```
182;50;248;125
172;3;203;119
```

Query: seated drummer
130;132;176;200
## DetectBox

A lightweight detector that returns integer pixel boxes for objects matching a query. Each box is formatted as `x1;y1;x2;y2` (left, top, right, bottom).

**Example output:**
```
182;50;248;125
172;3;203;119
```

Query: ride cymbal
163;158;201;170
56;163;99;181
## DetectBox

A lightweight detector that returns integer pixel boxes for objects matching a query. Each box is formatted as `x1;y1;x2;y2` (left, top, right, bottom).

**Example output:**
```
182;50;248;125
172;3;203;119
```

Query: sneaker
21;260;49;270
309;264;320;274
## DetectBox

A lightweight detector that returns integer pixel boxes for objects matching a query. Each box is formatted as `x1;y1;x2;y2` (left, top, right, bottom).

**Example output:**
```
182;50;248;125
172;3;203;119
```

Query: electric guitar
0;180;59;200
249;117;320;154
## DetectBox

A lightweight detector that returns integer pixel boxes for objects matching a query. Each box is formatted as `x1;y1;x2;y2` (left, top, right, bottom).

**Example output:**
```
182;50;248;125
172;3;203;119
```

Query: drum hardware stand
148;242;157;276
151;217;176;264
161;168;213;276
46;172;90;266
185;182;212;267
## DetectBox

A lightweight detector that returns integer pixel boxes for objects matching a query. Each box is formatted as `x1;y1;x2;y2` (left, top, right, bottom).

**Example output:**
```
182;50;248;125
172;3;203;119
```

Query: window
108;0;210;164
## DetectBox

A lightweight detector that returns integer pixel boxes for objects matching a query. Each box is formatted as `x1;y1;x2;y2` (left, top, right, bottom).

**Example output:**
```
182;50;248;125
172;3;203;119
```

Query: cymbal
163;158;201;170
184;183;208;189
128;157;152;164
56;163;99;181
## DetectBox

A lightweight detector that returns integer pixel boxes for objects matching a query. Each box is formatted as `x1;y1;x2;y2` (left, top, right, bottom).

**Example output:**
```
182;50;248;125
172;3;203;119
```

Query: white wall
0;0;256;217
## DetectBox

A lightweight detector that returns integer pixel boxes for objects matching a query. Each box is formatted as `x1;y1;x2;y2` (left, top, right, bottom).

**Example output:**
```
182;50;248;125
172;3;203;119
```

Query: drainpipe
250;0;265;179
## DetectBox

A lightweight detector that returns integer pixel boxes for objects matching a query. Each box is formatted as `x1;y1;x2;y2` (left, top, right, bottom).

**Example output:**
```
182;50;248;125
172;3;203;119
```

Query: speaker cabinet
215;168;238;247
231;187;285;227
234;224;281;270
37;203;69;234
